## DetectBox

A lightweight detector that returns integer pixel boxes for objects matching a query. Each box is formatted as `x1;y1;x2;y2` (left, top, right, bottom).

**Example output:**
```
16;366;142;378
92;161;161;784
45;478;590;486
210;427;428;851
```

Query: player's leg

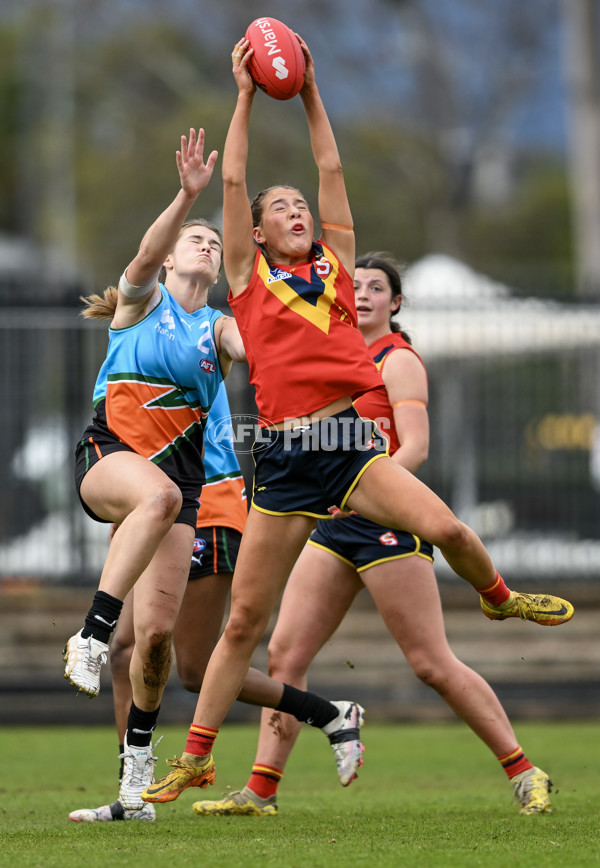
68;592;156;823
361;556;551;814
116;521;193;810
193;545;363;816
173;530;287;706
172;571;232;692
346;457;573;626
192;543;363;816
81;453;183;600
190;509;316;727
109;591;135;745
64;454;183;697
128;521;193;710
173;572;288;704
143;509;316;803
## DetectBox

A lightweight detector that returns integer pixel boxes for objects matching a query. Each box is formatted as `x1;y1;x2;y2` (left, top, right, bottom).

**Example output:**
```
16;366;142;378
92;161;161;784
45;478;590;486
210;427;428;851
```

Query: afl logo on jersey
199;359;215;373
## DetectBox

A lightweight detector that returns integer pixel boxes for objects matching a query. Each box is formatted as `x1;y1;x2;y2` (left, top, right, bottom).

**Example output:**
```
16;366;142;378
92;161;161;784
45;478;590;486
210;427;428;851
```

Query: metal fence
1;295;600;585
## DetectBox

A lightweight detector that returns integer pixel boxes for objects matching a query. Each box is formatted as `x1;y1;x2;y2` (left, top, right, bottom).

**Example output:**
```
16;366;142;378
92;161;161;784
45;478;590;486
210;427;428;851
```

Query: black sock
276;684;338;729
81;591;123;643
126;702;160;748
118;743;124;782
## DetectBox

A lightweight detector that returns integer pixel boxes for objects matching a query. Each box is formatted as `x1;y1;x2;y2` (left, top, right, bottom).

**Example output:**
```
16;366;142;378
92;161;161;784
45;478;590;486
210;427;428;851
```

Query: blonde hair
80;286;118;320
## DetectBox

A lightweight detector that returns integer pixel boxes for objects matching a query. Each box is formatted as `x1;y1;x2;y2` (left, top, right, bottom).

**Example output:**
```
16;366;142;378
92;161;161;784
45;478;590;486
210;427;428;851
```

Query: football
245;17;306;100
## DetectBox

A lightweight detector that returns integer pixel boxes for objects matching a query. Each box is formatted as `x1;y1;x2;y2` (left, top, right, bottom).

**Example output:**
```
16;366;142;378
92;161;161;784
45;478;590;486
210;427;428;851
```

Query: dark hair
158;218;222;283
355;251;411;342
250;185;305;228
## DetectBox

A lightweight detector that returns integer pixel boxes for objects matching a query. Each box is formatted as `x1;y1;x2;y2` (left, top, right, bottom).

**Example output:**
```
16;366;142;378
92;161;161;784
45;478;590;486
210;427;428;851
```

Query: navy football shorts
75;414;202;529
309;512;434;573
189;526;243;579
250;406;389;518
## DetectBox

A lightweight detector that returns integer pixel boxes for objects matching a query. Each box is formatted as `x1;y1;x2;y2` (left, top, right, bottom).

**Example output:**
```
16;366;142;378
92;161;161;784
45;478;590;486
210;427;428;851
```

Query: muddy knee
146;483;182;527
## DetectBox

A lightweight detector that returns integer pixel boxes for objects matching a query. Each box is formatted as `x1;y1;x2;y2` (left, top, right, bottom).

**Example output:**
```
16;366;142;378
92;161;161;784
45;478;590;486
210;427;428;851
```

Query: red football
245;17;306;100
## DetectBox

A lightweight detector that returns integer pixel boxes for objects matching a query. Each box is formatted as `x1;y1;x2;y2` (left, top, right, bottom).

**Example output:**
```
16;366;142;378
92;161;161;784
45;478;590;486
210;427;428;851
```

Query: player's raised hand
176;128;218;198
231;38;256;95
296;34;315;90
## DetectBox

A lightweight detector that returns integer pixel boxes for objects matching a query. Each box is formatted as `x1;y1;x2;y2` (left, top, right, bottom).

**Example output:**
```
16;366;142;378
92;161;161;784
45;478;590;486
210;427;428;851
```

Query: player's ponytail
80;286;118;319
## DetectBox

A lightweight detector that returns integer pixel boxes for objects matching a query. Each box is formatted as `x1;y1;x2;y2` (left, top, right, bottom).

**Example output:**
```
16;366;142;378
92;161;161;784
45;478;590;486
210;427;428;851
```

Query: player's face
167;226;222;283
354;268;401;331
253;188;314;262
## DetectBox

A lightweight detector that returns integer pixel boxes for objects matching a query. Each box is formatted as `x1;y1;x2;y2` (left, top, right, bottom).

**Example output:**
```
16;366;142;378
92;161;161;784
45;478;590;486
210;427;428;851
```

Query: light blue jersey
198;383;247;533
92;286;224;466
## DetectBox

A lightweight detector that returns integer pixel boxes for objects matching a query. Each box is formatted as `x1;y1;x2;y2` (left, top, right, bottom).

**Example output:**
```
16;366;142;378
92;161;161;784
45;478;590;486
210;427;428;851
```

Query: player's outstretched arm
223;40;257;298
125;129;218;292
115;129;218;327
297;36;354;274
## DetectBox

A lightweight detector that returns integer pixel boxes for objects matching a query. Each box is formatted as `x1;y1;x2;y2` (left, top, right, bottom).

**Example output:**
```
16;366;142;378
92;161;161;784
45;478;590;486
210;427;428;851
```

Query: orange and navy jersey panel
353;332;427;456
76;401;205;528
196;475;247;533
104;376;207;462
91;287;223;467
197;381;247;532
228;241;383;423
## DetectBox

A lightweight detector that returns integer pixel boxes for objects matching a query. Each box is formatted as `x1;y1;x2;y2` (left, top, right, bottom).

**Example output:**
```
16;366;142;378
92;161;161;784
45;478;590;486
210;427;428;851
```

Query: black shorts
250;407;389;518
74;413;202;529
190;527;243;578
309;513;434;573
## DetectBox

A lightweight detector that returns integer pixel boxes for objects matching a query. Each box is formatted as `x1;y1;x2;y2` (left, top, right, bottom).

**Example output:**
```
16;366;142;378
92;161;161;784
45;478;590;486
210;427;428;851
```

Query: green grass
1;721;598;867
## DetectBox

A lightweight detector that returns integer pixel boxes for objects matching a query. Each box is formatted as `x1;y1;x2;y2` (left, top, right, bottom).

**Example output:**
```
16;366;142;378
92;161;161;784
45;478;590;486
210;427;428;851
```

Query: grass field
1;721;598;867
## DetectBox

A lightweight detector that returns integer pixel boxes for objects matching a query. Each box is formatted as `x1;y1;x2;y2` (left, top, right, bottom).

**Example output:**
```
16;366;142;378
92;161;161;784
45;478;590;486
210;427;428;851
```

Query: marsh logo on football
205;413;275;454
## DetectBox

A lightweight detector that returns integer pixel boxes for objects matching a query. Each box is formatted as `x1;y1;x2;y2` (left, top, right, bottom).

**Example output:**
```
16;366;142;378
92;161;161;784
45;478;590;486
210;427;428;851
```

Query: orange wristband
392;399;427;409
321;221;354;232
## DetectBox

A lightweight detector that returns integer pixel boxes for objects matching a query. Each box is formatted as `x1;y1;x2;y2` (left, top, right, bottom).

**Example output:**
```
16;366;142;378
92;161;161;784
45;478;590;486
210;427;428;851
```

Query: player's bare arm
114;129;218;328
297;39;354;274
215;316;246;374
223;42;257;297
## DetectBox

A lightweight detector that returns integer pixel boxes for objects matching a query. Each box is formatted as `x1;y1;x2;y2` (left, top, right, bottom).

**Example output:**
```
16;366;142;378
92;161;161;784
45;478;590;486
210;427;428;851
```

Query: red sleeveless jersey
353;332;427;456
228;241;383;423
